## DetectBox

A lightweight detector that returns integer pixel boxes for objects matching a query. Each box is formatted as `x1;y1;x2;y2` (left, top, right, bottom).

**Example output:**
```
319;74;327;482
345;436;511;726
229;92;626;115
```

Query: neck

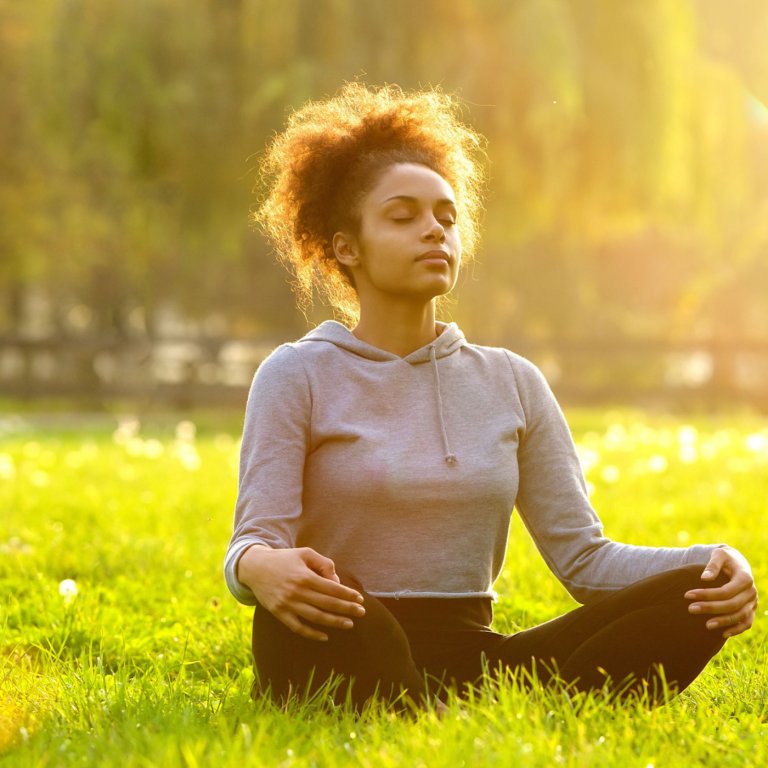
352;300;439;357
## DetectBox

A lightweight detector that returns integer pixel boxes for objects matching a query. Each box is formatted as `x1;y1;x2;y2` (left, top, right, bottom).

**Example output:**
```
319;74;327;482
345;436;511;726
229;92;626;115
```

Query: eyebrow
380;195;457;207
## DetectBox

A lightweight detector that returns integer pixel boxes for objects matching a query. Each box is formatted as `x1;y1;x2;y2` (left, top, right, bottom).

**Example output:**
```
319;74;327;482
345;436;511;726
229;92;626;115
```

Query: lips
416;250;451;263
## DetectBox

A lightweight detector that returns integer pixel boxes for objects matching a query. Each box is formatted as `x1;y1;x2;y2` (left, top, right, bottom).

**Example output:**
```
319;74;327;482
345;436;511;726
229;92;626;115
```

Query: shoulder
503;348;552;395
463;340;549;389
256;342;306;376
249;342;311;397
460;340;559;425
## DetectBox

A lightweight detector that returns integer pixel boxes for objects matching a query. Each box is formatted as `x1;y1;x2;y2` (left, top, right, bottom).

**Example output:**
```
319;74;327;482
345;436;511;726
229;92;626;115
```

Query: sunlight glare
0;453;15;480
647;455;668;473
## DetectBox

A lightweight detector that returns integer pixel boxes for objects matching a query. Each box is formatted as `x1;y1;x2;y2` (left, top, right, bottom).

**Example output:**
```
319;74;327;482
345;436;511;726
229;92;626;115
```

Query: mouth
416;250;451;264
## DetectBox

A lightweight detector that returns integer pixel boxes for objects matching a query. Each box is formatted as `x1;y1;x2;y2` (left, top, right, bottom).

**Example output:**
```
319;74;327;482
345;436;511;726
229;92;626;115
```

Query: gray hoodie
224;320;717;605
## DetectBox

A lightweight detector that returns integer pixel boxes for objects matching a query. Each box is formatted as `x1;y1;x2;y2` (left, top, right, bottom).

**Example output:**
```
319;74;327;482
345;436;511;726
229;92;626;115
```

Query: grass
1;407;766;766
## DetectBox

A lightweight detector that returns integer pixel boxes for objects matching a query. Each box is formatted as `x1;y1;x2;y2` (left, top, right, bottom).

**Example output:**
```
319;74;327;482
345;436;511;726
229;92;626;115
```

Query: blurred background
1;0;767;410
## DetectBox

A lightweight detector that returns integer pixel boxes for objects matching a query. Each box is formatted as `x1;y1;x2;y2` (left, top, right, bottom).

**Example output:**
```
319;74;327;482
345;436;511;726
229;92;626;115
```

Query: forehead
368;163;456;205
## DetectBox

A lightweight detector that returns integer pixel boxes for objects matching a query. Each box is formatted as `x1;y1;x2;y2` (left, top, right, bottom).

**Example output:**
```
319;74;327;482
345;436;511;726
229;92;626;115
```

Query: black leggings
251;565;727;709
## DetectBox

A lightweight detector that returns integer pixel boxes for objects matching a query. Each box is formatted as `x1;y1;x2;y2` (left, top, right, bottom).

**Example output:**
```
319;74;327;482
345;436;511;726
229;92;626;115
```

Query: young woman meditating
224;83;757;710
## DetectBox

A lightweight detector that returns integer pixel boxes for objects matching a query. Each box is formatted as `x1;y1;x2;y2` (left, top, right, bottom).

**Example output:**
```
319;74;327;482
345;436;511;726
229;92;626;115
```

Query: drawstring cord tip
430;345;458;469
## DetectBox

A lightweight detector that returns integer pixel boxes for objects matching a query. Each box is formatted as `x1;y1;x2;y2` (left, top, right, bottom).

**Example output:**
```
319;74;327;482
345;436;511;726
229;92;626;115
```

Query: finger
699;550;726;580
700;547;731;579
297;590;366;618
279;612;329;642
722;615;755;639
687;581;757;611
686;585;741;603
689;593;755;616
708;606;756;636
300;547;341;582
685;574;753;601
301;570;365;603
704;610;745;630
697;597;757;629
294;601;357;631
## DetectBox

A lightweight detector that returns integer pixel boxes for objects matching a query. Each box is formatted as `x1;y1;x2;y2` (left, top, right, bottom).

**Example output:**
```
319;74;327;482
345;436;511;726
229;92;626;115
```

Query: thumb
701;550;724;581
301;548;340;582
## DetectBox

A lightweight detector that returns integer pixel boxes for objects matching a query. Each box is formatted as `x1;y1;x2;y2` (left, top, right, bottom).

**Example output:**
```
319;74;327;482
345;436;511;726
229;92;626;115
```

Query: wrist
236;543;272;583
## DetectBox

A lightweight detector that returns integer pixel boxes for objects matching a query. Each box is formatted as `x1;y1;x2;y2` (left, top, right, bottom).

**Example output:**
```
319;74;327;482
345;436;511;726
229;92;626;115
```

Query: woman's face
334;163;462;306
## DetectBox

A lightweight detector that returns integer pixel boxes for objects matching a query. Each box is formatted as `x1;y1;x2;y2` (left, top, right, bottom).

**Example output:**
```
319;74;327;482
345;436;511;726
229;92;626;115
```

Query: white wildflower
59;579;78;605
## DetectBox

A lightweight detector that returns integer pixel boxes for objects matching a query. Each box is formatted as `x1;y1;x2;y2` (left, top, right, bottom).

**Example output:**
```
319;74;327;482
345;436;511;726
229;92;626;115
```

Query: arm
224;346;365;639
507;352;723;603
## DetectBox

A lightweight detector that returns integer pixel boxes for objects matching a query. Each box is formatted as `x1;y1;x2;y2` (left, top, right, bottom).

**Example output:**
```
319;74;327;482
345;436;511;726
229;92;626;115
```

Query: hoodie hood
297;320;467;363
298;320;464;466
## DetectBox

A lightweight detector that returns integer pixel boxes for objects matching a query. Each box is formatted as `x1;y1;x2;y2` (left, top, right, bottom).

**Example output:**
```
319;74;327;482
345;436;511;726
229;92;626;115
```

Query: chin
434;278;458;297
416;279;451;294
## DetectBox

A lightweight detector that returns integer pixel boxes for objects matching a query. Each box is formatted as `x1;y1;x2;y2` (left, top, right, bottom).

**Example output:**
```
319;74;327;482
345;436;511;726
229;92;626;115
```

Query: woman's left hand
685;546;758;638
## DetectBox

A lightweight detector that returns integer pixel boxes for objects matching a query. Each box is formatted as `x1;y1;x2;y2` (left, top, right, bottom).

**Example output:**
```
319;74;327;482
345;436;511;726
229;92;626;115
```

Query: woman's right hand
236;545;366;641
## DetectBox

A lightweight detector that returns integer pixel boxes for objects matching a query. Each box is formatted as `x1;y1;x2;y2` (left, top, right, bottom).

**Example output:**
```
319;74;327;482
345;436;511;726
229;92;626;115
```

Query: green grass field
1;408;766;767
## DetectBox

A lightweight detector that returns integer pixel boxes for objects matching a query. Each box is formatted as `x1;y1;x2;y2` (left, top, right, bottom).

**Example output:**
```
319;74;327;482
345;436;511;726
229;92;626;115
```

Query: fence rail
1;333;767;410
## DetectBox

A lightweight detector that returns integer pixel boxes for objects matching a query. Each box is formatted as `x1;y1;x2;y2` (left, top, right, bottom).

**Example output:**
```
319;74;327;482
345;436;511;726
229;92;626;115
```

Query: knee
674;563;729;591
629;564;728;606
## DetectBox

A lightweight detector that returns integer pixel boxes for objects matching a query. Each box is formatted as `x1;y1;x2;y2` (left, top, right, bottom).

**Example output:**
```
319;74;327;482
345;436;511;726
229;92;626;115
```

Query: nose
422;218;445;242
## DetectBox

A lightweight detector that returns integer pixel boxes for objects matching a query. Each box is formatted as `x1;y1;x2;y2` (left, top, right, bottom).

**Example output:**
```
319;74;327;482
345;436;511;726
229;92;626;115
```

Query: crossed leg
473;565;728;701
251;565;727;710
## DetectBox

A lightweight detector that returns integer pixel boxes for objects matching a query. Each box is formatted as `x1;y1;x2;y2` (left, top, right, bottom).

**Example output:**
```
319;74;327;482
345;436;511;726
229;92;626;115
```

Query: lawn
1;407;766;766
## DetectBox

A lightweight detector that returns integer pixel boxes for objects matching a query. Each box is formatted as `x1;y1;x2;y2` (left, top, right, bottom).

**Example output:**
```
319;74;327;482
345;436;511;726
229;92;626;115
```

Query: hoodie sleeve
506;352;721;604
223;344;311;605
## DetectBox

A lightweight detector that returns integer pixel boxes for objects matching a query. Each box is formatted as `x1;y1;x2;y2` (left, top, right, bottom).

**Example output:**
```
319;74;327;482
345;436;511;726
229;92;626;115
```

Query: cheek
359;230;406;264
357;222;397;258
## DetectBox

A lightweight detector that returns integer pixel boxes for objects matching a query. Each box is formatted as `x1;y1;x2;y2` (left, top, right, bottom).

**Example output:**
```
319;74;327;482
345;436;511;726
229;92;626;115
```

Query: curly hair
253;82;487;322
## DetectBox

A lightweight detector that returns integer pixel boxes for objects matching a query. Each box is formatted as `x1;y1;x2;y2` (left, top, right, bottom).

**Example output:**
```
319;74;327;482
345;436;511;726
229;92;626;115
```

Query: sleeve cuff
223;537;270;605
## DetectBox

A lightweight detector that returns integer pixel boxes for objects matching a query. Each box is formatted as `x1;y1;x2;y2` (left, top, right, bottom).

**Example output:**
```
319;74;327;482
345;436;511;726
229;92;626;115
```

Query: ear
333;232;359;267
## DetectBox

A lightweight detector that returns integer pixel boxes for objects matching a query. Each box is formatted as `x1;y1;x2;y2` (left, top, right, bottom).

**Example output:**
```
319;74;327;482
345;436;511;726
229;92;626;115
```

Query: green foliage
1;409;766;765
1;1;767;339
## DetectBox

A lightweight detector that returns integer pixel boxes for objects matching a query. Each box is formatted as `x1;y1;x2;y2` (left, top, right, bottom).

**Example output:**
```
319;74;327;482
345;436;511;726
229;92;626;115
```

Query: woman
224;83;757;710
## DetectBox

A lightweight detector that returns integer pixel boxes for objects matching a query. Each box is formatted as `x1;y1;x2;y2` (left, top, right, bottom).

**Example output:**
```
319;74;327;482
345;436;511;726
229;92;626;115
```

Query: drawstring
429;345;457;466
